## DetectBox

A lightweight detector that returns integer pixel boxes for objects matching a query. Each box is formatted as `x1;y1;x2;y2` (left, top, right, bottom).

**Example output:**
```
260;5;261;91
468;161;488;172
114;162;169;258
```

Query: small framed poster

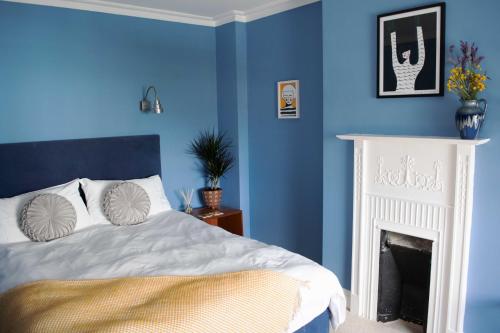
377;3;445;98
277;80;300;119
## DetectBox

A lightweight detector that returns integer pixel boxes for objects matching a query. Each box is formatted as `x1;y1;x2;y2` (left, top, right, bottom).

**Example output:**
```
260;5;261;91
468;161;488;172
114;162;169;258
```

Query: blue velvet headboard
0;135;161;198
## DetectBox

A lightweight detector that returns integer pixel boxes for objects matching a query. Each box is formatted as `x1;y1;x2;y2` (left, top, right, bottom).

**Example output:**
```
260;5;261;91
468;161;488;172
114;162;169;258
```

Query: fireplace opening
377;230;432;332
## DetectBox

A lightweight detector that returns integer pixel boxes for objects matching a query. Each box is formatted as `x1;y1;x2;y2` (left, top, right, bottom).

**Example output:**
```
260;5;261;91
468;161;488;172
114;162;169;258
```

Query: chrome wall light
140;86;164;114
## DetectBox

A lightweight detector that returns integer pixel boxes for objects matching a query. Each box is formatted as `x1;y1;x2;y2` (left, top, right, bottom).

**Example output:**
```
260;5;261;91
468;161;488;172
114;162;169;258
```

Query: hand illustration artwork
390;26;425;93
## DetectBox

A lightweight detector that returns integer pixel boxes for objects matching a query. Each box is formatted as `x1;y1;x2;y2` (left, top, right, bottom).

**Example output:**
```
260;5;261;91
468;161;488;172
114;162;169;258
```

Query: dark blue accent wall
247;3;324;262
322;0;500;331
0;1;218;208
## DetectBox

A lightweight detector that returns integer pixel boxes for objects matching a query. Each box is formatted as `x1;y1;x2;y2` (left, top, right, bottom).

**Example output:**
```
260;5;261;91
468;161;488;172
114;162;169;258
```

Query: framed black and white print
377;3;445;98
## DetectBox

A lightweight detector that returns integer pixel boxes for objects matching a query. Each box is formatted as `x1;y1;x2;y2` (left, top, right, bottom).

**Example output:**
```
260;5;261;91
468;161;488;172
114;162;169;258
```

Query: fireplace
378;231;432;331
338;134;489;333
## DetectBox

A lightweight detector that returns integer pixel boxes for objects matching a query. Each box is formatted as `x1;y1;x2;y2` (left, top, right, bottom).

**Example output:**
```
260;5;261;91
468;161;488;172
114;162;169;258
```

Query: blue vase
455;99;487;140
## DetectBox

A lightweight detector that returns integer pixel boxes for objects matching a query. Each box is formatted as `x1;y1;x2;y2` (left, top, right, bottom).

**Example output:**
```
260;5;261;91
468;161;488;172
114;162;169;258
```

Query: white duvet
0;210;346;332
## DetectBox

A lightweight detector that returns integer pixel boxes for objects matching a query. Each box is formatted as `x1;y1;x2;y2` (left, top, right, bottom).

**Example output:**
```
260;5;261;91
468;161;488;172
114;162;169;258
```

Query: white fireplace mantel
337;134;489;333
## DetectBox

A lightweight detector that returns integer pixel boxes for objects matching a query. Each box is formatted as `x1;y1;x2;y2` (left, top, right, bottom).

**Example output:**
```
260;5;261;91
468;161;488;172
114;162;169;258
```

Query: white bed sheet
0;210;346;332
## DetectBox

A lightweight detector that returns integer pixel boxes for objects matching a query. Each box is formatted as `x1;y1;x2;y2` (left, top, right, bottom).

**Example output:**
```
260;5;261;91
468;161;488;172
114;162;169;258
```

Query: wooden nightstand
190;207;243;236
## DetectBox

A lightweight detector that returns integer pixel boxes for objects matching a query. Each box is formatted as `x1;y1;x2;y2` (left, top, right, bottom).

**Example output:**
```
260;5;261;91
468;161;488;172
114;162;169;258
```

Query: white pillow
80;175;171;225
0;179;94;244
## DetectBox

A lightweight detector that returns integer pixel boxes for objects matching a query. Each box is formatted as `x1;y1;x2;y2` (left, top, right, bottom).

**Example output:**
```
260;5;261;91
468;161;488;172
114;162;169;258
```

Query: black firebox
377;231;432;332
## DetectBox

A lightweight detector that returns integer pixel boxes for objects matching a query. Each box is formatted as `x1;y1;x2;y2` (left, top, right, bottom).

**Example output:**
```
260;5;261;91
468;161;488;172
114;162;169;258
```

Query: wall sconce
140;86;164;114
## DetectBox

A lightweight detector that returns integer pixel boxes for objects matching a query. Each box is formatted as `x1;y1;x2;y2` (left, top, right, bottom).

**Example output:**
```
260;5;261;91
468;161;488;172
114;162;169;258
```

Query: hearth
378;231;432;332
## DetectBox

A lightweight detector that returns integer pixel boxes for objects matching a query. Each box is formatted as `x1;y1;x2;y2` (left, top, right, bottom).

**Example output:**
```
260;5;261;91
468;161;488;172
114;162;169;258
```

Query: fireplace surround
338;134;489;333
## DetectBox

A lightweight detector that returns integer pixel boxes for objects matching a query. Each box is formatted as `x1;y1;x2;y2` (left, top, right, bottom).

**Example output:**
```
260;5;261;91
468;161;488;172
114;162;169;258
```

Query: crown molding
3;0;216;26
241;0;319;23
4;0;320;27
213;10;246;27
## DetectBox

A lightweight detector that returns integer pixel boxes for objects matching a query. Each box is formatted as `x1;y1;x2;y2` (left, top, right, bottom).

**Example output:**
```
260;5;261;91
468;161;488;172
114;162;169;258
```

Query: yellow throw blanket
0;270;301;333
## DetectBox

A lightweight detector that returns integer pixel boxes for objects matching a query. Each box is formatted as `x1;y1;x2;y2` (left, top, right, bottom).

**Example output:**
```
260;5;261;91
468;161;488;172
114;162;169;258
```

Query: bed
0;135;346;333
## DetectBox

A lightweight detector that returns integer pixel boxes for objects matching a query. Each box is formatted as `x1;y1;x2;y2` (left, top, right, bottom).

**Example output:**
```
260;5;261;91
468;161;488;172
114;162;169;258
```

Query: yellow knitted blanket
0;270;301;333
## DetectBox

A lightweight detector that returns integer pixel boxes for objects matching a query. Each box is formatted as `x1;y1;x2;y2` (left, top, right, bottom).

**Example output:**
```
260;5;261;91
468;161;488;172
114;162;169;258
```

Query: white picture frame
277;80;300;119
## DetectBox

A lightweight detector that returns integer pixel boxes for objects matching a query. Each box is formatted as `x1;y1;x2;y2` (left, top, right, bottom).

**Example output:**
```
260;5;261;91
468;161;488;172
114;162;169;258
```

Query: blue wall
322;0;500;331
0;1;323;257
216;22;251;235
0;1;218;208
247;3;324;262
216;22;240;210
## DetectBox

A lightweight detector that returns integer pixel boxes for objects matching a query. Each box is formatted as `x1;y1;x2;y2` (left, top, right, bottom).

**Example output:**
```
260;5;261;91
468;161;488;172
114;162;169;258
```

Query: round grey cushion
103;182;151;226
21;194;77;242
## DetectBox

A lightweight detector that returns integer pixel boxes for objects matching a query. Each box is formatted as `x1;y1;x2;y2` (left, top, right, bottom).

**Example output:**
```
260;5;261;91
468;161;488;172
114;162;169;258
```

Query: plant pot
202;189;222;210
455;99;487;140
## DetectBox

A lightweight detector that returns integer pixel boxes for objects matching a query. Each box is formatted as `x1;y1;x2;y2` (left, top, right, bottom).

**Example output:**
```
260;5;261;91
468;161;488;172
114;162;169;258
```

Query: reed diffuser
180;188;194;214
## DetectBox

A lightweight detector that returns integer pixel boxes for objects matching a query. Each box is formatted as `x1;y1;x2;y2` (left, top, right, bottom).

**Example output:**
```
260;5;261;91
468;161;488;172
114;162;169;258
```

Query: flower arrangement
447;41;490;100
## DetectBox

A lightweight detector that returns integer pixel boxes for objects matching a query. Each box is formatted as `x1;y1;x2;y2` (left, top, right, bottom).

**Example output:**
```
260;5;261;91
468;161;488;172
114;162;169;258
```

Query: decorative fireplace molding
375;155;444;192
337;134;489;333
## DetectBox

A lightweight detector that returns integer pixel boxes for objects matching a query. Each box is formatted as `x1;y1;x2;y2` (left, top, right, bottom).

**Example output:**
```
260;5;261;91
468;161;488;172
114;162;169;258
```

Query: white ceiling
8;0;319;26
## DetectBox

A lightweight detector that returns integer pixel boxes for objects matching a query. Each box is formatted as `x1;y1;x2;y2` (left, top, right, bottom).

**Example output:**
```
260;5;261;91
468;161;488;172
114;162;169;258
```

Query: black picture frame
377;3;446;98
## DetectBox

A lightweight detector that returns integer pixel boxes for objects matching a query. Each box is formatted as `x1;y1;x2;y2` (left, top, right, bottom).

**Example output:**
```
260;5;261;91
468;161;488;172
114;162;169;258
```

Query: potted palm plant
188;130;234;210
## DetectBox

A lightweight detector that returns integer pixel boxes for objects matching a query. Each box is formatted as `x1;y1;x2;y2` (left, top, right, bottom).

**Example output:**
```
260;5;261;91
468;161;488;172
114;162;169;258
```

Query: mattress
0;210;346;332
